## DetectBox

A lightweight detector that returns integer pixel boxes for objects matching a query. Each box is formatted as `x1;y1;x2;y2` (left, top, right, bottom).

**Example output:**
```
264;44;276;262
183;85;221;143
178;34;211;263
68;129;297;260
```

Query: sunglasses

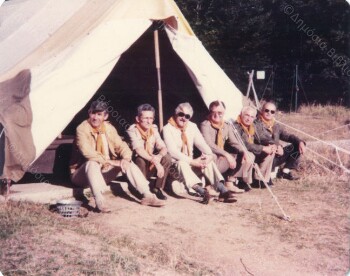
177;112;191;120
264;109;276;114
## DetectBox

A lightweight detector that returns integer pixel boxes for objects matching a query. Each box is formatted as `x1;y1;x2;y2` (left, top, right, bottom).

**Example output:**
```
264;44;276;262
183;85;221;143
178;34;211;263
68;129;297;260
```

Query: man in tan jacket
70;100;164;212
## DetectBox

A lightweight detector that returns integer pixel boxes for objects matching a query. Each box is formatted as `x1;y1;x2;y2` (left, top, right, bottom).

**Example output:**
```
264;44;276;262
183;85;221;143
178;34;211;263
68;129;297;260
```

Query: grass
0;104;349;275
0;201;219;275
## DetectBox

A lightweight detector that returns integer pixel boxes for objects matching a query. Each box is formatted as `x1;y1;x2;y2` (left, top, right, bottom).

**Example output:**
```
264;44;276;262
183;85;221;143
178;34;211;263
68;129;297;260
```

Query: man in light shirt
70;100;164;213
127;104;171;200
162;102;236;204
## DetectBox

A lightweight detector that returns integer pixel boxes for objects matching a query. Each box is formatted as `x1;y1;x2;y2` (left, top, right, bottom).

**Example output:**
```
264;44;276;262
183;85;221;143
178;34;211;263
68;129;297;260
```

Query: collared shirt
126;124;166;153
162;121;212;163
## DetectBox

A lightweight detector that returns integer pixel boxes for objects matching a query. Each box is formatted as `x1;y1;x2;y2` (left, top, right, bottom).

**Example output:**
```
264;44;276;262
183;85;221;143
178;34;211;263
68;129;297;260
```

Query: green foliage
175;0;350;108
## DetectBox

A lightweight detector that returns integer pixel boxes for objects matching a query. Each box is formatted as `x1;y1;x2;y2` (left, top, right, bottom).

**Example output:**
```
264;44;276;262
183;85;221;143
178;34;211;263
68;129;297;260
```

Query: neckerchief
91;122;107;155
209;119;225;149
135;123;154;155
259;114;275;133
236;115;255;144
168;116;190;156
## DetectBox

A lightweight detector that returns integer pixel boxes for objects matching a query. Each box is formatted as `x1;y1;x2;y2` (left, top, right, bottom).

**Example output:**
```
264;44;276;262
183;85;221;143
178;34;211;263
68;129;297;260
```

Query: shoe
97;206;111;213
152;188;167;200
201;188;211;205
268;179;274;186
277;168;300;180
237;181;251;192
141;195;165;207
0;179;11;197
225;182;245;193
206;185;220;196
251;179;267;189
218;191;237;203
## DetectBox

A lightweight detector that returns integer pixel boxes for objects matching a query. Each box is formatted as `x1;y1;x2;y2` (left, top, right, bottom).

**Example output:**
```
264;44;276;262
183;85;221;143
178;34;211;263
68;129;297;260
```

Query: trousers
70;161;150;208
134;154;172;189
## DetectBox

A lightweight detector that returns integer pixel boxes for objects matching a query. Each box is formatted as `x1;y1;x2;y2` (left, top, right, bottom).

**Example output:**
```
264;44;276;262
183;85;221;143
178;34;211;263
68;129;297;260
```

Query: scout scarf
91;123;107;156
259;114;275;133
236;115;255;144
135;123;154;155
209;119;225;149
168;116;190;156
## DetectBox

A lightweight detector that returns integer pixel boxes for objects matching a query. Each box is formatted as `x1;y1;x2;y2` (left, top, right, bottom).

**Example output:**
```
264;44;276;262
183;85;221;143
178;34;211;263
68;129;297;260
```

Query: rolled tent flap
0;0;243;179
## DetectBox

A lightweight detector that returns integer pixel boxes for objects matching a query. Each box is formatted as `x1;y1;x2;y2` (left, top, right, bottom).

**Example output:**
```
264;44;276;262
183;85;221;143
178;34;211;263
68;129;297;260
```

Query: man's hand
151;154;162;165
155;163;165;178
262;144;276;155
190;156;207;169
225;154;236;169
276;145;284;156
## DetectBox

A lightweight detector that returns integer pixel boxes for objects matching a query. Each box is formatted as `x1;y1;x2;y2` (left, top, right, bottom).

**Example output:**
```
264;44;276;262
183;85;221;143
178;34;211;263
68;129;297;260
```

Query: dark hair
209;100;226;112
137;103;155;117
89;100;108;113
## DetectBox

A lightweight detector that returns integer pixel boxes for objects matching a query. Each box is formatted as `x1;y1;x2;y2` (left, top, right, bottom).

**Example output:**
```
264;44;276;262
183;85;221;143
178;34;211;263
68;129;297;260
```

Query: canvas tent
0;0;243;181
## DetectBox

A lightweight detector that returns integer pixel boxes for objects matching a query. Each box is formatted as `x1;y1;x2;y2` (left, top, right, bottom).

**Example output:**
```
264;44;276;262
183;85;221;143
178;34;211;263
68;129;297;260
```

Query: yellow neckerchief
236;115;255;144
168;116;190;156
91;122;107;155
209;118;225;149
259;114;275;133
135;123;154;155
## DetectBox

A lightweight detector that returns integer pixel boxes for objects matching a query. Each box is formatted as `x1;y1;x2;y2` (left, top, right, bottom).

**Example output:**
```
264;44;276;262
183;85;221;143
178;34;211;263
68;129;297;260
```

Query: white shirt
162;121;212;163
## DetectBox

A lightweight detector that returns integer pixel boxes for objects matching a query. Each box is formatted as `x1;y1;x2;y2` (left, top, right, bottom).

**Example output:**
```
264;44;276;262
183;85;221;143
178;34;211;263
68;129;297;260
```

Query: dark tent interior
63;25;209;138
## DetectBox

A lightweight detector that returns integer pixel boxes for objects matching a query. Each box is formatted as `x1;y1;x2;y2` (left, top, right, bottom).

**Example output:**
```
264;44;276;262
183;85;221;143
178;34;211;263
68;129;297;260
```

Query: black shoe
218;191;237;203
278;169;300;180
251;179;267;189
152;188;167;200
0;179;11;196
201;188;211;204
268;179;274;186
237;181;251;192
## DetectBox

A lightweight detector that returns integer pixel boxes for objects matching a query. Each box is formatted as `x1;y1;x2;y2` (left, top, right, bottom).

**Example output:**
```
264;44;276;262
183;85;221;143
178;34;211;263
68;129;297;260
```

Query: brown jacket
69;120;132;174
200;120;243;156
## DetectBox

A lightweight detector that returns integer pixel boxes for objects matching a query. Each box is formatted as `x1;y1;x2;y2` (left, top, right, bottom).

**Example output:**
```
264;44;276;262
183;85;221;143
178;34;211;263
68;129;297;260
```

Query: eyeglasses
264;109;276;114
177;112;191;120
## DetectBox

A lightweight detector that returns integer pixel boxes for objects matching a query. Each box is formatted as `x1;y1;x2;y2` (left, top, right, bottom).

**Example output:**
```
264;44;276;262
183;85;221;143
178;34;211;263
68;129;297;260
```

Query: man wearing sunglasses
162;102;236;204
257;101;306;180
233;106;277;187
200;100;254;193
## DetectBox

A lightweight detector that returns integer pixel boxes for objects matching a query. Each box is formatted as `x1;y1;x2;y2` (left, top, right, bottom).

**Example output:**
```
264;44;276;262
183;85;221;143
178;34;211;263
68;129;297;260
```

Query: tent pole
154;30;164;130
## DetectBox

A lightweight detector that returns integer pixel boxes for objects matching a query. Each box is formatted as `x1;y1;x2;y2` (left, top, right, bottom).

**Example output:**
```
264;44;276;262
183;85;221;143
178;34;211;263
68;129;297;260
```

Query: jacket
69;120;132;174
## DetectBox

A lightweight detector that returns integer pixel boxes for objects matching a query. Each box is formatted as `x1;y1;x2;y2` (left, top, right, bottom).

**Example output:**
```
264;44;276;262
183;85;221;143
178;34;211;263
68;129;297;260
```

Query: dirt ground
79;169;349;275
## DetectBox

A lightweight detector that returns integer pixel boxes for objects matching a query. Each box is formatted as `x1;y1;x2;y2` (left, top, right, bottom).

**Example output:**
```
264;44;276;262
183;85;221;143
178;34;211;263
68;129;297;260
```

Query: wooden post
154;30;164;130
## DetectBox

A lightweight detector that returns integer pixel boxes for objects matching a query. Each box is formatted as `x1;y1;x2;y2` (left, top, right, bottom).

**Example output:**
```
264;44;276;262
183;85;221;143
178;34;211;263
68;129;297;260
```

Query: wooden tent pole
154;30;164;130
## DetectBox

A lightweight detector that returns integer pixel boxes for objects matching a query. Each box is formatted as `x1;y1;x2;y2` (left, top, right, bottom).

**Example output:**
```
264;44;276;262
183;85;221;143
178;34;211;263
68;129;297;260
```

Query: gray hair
175;102;193;117
241;105;257;116
137;103;155;117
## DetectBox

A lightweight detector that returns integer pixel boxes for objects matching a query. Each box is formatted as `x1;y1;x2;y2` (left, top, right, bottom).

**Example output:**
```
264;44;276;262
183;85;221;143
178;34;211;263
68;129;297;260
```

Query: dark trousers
134;154;172;189
0;123;4;176
273;143;301;170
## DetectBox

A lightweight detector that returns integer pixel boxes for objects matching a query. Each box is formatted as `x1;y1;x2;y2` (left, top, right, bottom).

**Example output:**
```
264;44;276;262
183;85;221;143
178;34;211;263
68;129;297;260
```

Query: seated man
162;102;236;203
233;106;276;187
257;101;306;180
69;100;164;213
200;100;254;193
126;104;171;200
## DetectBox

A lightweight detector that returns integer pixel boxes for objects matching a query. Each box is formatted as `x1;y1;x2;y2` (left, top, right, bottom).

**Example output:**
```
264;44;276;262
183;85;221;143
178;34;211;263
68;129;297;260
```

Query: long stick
229;119;291;221
154;30;164;130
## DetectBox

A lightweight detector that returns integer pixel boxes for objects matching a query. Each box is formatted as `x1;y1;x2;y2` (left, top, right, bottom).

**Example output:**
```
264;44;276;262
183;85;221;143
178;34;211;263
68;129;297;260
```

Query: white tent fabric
0;0;243;162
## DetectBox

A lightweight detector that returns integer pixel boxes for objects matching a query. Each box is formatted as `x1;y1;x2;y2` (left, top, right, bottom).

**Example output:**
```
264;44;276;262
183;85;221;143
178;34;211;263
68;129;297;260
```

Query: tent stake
154;29;164;130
